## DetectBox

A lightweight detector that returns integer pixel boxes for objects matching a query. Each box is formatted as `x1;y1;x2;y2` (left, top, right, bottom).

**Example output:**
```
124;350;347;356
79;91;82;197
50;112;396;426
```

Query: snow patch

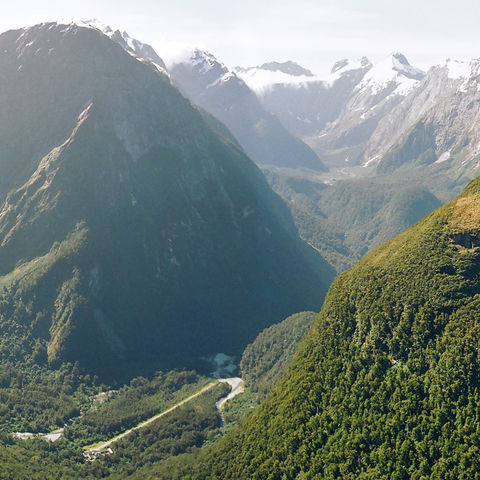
363;155;380;167
206;71;235;89
435;151;451;163
444;59;471;80
327;57;371;84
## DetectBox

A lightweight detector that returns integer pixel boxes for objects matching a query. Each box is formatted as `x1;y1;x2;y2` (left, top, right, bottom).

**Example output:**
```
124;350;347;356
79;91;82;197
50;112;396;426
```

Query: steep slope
240;311;316;398
237;58;372;138
316;179;441;257
374;59;480;177
309;53;426;167
0;23;333;377
155;176;480;480
167;50;327;170
78;19;168;73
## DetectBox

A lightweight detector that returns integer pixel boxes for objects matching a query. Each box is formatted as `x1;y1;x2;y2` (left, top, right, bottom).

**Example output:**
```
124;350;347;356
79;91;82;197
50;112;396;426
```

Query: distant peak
186;48;228;75
78;18;113;33
391;52;410;65
389;53;425;80
73;19;168;73
330;56;372;75
258;61;314;77
331;59;349;74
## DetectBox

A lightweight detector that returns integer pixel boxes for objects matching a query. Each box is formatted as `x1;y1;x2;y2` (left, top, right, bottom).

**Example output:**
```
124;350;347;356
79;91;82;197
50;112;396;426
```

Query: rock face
372;59;480;176
305;53;426;166
0;23;333;377
237;57;372;138
77;21;326;171
242;51;480;190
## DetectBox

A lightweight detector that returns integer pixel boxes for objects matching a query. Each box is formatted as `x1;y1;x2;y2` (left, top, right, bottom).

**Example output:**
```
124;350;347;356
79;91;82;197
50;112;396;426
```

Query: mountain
0;22;334;377
311;54;480;194
307;53;426;166
252;61;315;77
163;48;327;171
78;19;168;73
236;52;480;199
78;21;326;171
154;175;480;479
371;59;480;178
237;57;372;138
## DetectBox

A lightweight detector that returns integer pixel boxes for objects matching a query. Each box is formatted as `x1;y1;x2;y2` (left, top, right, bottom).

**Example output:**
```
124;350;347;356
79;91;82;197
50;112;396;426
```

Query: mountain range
3;16;480;480
83;21;327;172
238;51;480;198
85;22;477;274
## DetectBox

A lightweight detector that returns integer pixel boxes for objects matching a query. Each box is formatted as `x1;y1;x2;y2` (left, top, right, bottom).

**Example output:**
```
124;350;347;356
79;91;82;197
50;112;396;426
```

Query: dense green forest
65;370;214;446
240;311;316;398
0;369;229;479
264;169;441;273
137;176;480;479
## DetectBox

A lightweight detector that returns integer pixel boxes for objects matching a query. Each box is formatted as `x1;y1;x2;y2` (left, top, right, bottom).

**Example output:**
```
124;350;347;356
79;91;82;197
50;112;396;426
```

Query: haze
2;0;480;76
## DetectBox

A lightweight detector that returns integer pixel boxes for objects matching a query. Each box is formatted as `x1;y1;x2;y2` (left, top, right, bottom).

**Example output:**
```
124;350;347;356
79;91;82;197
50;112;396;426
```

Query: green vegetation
240;311;316;398
0;369;229;479
0;361;95;433
0;23;333;380
65;370;212;446
219;388;259;432
0;379;227;480
264;169;441;273
143;176;480;479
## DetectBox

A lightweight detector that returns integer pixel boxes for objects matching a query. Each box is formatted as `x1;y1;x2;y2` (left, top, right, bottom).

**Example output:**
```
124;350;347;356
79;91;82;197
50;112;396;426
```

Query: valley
0;6;479;479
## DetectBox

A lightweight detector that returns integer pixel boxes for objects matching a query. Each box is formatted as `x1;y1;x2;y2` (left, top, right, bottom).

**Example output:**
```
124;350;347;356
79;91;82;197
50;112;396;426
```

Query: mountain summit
167;47;327;170
255;61;314;77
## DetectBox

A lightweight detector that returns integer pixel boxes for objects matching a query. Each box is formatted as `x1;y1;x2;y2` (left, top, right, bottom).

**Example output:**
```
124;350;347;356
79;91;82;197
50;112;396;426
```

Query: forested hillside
144;176;480;479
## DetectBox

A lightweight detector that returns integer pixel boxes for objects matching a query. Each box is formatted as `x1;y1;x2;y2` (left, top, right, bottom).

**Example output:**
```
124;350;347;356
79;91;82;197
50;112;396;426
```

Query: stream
216;377;244;411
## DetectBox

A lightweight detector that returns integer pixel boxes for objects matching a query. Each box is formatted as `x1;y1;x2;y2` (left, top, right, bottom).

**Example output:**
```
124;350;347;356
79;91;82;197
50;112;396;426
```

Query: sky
2;0;480;76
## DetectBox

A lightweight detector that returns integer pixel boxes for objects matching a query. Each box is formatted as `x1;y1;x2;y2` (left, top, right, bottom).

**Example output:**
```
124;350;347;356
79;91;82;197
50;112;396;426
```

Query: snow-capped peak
442;58;473;80
327;57;372;83
75;19;168;74
252;61;314;77
188;49;225;74
77;18;113;35
235;62;324;94
390;53;425;81
357;53;425;96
